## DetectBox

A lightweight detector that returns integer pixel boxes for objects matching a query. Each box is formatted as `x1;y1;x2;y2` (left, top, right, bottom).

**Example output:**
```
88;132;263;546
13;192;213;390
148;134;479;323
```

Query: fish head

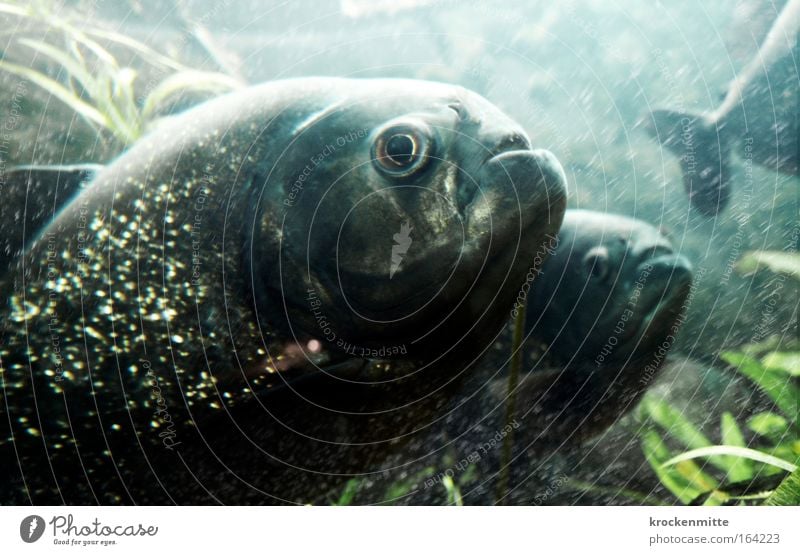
527;210;693;365
269;79;566;361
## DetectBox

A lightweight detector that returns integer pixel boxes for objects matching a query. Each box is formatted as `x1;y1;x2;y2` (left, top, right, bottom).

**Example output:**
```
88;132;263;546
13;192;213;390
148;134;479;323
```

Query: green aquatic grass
765;469;800;506
442;475;464;506
0;1;242;145
662;446;797;473
330;478;361;506
641;351;799;505
721;351;800;418
736;250;800;281
639;249;800;506
496;304;527;504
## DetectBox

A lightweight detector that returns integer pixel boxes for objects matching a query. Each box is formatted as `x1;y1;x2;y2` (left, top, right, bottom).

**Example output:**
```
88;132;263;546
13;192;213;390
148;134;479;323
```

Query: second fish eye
583;247;610;281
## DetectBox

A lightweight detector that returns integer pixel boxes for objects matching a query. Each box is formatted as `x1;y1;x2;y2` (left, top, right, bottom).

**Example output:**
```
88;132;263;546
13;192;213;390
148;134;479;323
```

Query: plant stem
496;305;526;504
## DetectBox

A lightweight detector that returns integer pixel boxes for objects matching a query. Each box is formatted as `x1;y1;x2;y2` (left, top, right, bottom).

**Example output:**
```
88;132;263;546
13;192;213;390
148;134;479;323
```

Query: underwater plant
327;451;474;506
0;1;243;146
638;250;800;506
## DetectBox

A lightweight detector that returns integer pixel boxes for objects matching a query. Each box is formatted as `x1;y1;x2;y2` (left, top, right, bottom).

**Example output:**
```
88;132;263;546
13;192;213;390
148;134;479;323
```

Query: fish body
0;165;100;277
0;78;566;504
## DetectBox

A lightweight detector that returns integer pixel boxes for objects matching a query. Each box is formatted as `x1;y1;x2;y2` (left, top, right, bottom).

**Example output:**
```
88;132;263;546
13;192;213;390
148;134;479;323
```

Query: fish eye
372;120;433;178
583;246;610;281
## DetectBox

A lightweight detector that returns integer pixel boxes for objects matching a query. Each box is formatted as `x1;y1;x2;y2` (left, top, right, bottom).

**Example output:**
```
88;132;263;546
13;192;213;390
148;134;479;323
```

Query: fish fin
644;109;731;216
0;164;101;275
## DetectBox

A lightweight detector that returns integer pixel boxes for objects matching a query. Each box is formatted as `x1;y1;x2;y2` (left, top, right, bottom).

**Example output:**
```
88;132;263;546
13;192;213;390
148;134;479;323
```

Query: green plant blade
764;468;800;505
640;428;718;504
442;475;463;506
141;70;242;120
641;396;737;475
663;446;798;473
688;473;786;506
18;38;96;94
332;478;360;506
720;412;753;482
66;30;119;69
0;60;109;128
85;28;189;71
748;412;789;437
0;2;28;17
736;250;800;281
722;351;800;420
641;396;712;449
761;351;800;377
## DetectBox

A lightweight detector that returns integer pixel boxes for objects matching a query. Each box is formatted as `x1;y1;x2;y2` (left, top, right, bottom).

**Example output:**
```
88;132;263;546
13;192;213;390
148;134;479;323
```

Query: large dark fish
357;210;694;504
0;78;566;504
645;0;799;215
0;165;100;277
511;209;693;444
525;210;692;368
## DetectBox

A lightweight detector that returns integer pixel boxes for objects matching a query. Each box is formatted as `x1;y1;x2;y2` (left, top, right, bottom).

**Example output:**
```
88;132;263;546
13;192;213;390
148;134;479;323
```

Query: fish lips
626;253;693;344
466;148;567;254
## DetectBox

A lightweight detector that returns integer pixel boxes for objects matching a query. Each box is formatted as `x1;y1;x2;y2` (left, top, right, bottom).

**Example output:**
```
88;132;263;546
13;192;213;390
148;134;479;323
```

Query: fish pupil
386;134;416;165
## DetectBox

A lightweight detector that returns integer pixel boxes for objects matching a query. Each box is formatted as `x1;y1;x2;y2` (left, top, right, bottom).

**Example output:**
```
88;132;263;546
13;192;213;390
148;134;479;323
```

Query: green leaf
141;70;242;120
640;429;718;504
748;412;789;437
736;250;800;281
688;473;785;506
0;60;109;128
66;30;119;70
442;475;463;506
331;478;360;506
111;67;141;137
720;412;753;482
18;38;96;93
641;396;734;474
764;468;800;506
85;28;189;71
722;351;800;420
0;2;27;16
642;396;713;450
737;336;782;356
663;446;798;473
762;352;800;377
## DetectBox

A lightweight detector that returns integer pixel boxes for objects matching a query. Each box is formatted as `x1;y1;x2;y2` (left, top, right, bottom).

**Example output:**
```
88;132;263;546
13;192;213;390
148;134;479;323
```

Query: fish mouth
624;255;693;342
456;133;534;216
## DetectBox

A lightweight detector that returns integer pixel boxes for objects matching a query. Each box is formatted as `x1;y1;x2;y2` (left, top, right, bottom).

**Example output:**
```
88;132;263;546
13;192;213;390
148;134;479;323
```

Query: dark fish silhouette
0;78;566;504
645;0;799;215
